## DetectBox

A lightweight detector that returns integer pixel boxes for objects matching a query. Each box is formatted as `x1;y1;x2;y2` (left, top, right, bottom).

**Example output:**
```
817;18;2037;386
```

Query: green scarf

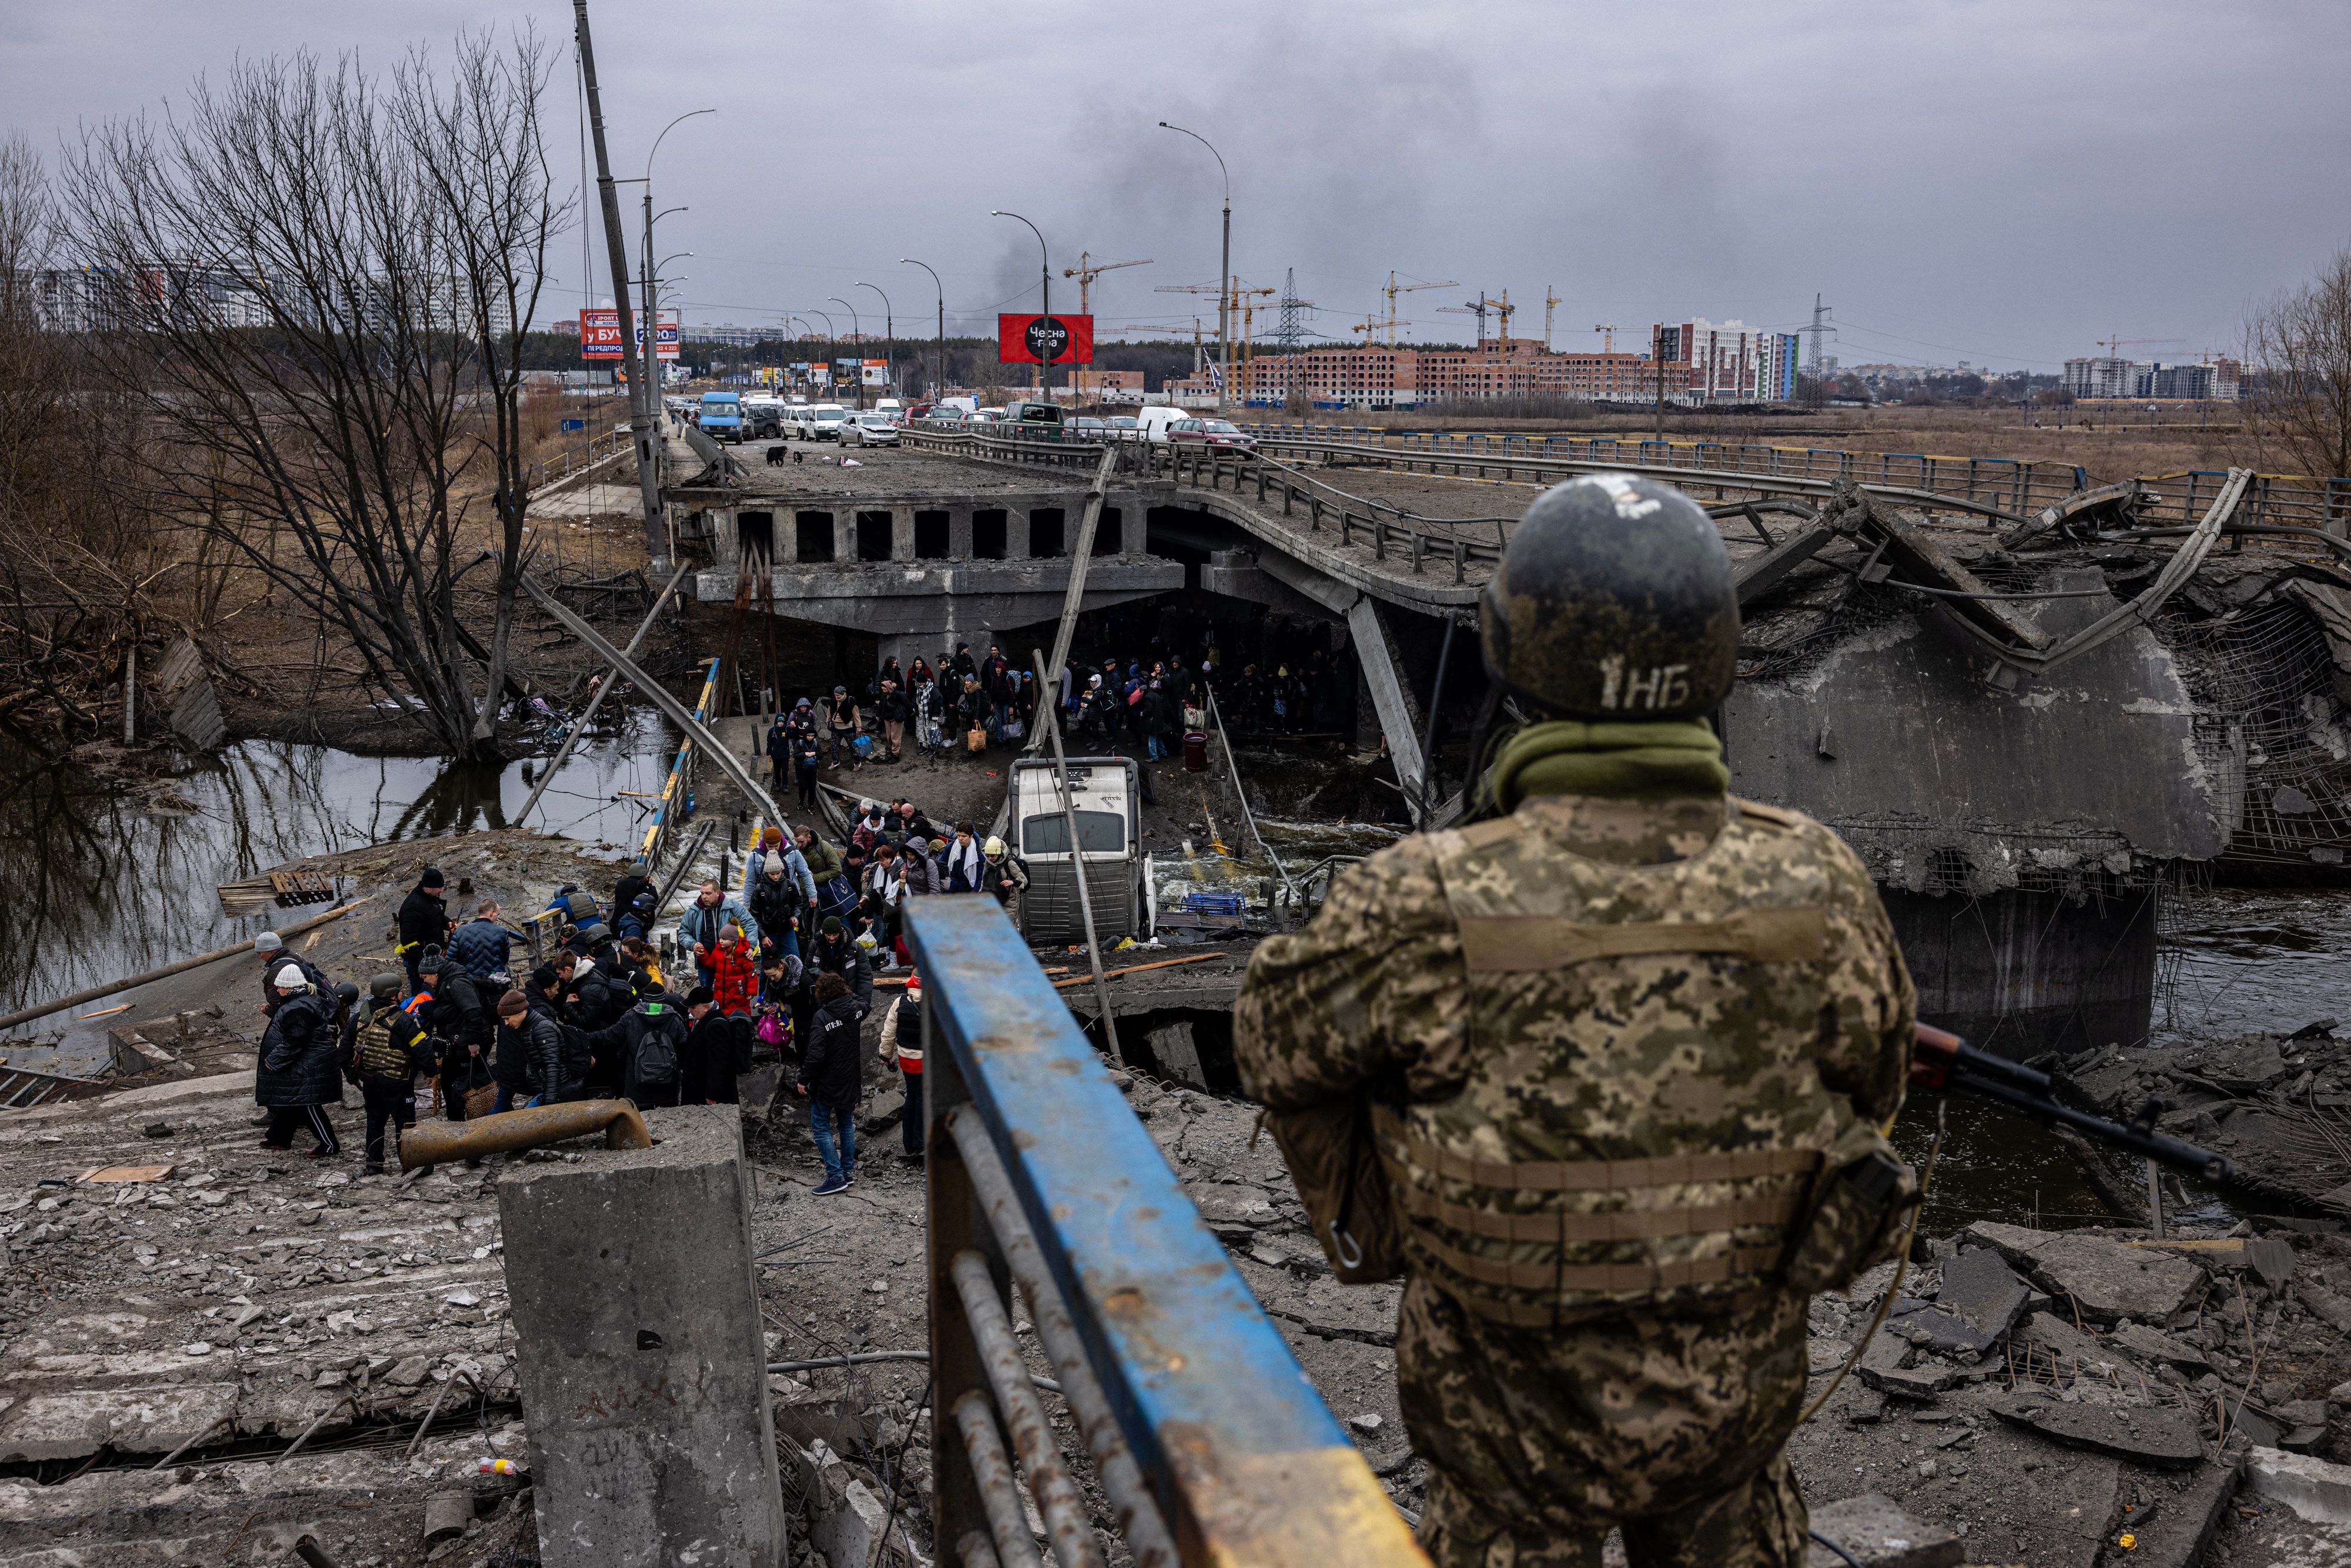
1476;719;1729;814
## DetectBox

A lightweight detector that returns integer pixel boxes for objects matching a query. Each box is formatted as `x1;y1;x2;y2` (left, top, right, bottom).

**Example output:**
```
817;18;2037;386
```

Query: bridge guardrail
907;894;1428;1567
523;424;630;495
1237;423;2351;535
638;656;720;872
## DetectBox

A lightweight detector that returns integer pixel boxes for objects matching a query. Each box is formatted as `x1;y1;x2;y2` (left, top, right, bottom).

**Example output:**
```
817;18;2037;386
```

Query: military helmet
369;972;402;1001
1479;474;1737;721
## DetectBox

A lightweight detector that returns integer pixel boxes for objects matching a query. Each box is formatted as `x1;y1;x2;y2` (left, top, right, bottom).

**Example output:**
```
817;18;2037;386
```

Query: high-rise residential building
1657;320;1801;403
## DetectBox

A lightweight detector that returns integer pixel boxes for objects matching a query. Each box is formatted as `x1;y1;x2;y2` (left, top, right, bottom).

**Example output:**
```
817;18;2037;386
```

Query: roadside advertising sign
578;309;680;360
999;313;1093;366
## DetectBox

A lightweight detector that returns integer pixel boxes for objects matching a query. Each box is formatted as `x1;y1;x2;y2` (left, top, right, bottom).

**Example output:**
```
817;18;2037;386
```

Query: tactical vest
1377;795;1866;1326
353;1003;419;1084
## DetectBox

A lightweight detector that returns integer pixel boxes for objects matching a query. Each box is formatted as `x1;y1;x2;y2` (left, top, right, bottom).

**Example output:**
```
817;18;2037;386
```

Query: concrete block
1803;1493;1962;1567
1144;1021;1206;1090
1933;1248;2030;1342
812;1477;922;1568
1960;1221;2204;1323
500;1104;784;1567
2248;1445;2351;1524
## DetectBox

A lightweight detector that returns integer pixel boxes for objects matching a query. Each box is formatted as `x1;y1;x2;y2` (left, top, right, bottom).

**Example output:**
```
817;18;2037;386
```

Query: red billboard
578;308;679;360
999;313;1094;366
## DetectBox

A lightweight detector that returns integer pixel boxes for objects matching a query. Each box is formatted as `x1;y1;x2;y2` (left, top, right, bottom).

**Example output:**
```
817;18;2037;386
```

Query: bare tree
2242;246;2351;491
66;32;567;762
0;133;161;746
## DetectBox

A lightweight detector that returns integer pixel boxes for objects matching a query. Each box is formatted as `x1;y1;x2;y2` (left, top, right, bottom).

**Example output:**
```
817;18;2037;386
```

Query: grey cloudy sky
6;0;2346;368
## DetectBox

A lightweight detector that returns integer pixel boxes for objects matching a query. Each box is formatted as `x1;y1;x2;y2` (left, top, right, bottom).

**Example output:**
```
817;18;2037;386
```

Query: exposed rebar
950;1251;1108;1568
951;1389;1046;1568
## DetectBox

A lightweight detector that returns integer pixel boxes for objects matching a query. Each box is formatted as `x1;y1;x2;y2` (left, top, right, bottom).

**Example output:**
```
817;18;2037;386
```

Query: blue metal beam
907;896;1425;1564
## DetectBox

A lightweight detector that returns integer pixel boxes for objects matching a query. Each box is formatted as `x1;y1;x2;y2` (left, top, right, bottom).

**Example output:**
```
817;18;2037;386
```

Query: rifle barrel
1955;1069;2234;1183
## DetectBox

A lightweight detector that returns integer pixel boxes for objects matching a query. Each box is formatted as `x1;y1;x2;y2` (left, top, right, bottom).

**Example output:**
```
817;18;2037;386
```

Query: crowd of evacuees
765;636;1355;792
252;803;1030;1197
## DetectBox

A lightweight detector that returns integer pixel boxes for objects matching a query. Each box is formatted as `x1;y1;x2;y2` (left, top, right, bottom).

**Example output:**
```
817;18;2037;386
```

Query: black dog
765;445;786;466
792;448;805;465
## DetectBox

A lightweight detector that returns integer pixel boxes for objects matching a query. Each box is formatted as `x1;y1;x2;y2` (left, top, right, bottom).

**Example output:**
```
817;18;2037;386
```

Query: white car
842;411;900;447
806;404;849;441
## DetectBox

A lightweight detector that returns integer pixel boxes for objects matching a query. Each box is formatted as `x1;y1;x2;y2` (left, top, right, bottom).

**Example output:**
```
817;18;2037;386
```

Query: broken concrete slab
1931;1248;2030;1342
1854;1333;1958;1399
1990;1398;2205;1468
2015;1310;2123;1379
1959;1221;2205;1323
2113;1455;2245;1568
1803;1492;1962;1568
2109;1320;2212;1372
2246;1235;2296;1288
1887;1304;1995;1357
2248;1445;2351;1524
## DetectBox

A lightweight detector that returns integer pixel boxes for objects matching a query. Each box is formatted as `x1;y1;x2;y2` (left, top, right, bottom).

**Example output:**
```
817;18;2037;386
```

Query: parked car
924;405;971;425
1165;417;1257;452
1070;416;1110;439
806;404;850;441
842;411;900;447
1108;416;1140;435
1133;404;1196;443
901;401;936;422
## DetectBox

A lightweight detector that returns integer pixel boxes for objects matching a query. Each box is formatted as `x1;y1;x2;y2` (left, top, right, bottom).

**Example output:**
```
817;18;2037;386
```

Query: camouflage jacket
1234;792;1915;1322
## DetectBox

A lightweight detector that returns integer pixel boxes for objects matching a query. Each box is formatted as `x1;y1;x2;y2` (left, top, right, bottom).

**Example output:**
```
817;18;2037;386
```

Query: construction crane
1439;292;1515;346
2097;336;2183;358
1063;253;1152;316
1382;272;1457;347
1592;322;1620;353
1543;286;1561;350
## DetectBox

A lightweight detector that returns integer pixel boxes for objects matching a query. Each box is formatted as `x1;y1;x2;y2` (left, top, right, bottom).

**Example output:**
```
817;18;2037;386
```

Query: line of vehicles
677;390;1258;453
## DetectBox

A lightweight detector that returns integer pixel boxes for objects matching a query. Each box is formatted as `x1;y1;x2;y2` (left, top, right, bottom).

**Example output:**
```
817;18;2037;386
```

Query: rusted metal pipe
149;1414;232;1471
398;1099;651;1171
956;1530;1004;1568
292;1536;342;1568
947;1109;1177;1568
950;1251;1107;1568
952;1389;1046;1568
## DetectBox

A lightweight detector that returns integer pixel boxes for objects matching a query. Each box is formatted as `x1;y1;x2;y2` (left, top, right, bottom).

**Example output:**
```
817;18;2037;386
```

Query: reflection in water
2156;888;2351;1043
0;714;681;1033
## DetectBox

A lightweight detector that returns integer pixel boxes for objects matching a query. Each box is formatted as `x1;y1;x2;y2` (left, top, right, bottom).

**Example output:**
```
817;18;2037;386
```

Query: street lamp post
1158;121;1230;411
829;297;863;408
650;249;689;418
639;109;714;475
808;310;836;398
902;259;945;402
991;209;1051;399
855;281;893;401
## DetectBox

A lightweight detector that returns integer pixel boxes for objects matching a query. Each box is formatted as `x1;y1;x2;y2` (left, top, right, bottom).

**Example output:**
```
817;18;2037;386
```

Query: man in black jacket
765;711;792;789
679;987;744;1105
579;991;690;1108
349;974;438;1174
259;966;344;1157
495;989;580;1105
795;971;869;1194
418;949;493;1121
396;868;450;996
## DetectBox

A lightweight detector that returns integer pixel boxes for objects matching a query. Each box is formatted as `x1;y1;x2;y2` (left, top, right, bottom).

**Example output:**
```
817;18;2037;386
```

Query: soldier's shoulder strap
1450;813;1522;852
1729;795;1807;830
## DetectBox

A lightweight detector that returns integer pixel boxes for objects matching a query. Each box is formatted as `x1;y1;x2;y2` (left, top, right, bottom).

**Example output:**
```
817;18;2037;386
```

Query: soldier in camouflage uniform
1234;475;1916;1568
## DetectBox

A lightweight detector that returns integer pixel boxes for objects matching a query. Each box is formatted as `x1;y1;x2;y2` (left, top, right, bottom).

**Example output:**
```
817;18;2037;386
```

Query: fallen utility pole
572;0;669;573
1030;442;1123;755
517;559;692;826
1204;686;1300;907
1032;647;1121;1064
0;899;367;1033
518;572;788;826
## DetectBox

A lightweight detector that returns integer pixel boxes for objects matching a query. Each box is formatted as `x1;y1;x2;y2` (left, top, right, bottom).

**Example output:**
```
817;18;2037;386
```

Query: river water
0;715;682;1034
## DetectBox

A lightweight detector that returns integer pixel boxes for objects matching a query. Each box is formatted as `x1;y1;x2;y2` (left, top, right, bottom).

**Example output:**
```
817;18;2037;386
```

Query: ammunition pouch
1780;1118;1918;1296
1260;1097;1405;1284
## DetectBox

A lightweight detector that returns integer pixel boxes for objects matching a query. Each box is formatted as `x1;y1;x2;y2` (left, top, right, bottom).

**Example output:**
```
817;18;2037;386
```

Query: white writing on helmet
1580;473;1663;520
1598;658;1690;711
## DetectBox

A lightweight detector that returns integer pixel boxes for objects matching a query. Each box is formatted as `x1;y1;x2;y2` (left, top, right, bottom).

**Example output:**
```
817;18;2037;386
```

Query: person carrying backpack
259;965;344;1158
580;990;689;1108
495;989;578;1107
349;974;439;1174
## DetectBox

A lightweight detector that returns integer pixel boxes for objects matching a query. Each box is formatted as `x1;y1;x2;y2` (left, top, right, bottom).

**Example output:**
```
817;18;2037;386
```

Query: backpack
353;1004;416;1084
633;1004;682;1088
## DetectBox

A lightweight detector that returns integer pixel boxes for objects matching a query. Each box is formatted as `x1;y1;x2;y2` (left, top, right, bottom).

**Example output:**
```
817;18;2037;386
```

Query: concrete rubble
19;1031;2351;1564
